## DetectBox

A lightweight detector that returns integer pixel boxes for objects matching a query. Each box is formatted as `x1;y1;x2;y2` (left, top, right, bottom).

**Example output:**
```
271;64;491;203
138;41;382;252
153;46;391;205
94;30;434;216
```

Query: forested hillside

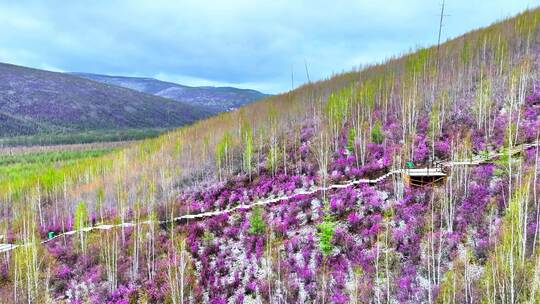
0;63;211;138
0;7;539;304
71;73;269;112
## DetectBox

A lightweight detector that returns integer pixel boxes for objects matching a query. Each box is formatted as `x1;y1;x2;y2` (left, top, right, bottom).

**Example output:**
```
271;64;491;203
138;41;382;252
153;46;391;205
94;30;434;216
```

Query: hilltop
71;72;269;112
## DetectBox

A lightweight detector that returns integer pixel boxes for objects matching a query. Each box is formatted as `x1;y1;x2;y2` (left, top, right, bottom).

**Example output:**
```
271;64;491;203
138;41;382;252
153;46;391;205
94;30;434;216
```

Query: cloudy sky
0;1;538;93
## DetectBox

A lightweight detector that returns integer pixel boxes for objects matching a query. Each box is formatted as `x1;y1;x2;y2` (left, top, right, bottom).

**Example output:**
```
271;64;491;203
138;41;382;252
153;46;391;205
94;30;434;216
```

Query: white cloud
0;0;538;93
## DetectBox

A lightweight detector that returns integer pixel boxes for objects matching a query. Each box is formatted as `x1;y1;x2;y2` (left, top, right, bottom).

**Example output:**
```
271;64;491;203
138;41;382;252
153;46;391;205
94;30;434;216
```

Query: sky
0;0;539;94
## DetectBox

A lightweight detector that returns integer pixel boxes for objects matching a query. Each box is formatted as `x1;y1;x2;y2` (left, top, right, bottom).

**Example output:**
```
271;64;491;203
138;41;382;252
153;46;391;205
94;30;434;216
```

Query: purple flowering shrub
521;88;540;142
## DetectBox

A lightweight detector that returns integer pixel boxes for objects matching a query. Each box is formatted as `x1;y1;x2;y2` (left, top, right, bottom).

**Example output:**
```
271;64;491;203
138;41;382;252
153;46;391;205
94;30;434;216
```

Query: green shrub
347;128;356;152
249;206;266;235
371;121;384;144
318;216;336;256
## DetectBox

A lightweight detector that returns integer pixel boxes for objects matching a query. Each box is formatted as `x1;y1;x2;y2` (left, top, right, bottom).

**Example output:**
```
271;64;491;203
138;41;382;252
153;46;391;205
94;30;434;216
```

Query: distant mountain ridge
70;72;269;111
0;63;212;137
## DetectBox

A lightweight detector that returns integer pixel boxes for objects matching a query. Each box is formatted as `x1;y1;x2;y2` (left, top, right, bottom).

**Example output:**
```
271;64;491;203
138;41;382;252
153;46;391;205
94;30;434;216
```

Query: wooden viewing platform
402;167;448;187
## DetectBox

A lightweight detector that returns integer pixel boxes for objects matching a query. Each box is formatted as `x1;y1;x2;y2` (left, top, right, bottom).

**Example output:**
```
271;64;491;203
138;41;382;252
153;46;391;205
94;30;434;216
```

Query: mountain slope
0;63;213;137
71;72;269;111
2;7;540;304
